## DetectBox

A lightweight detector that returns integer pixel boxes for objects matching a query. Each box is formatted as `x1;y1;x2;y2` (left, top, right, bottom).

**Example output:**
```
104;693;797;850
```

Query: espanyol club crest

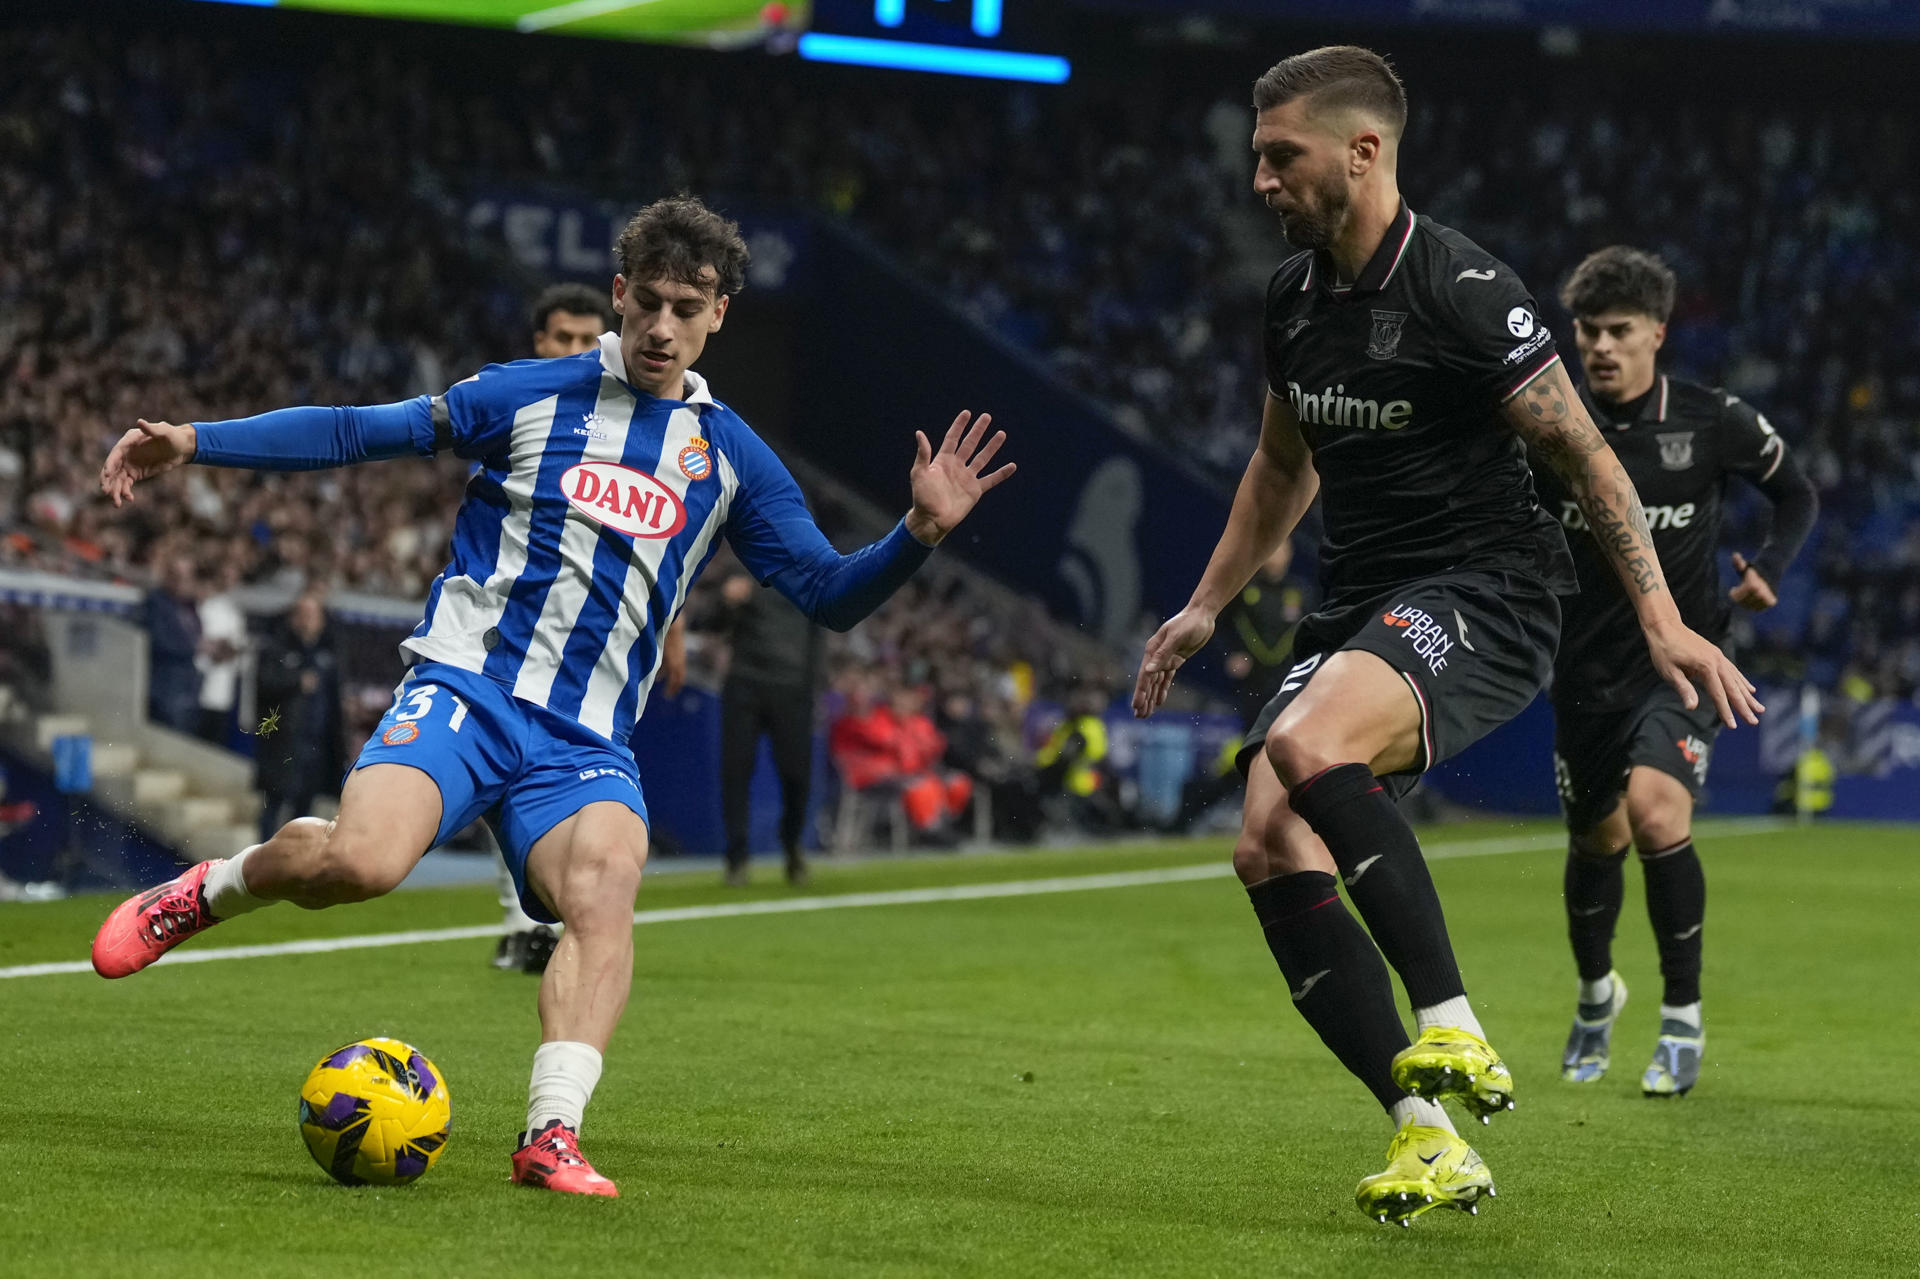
1657;432;1694;471
1366;309;1408;360
678;437;713;482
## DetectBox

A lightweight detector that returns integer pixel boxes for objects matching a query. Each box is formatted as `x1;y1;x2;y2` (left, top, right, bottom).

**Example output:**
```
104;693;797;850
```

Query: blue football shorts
350;660;649;925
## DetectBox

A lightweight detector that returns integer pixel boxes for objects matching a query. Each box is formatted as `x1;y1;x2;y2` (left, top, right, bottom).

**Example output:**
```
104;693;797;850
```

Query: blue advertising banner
466;188;813;294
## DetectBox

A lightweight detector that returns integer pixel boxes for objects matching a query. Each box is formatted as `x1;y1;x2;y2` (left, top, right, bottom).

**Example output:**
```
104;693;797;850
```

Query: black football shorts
1235;569;1561;800
1551;681;1722;832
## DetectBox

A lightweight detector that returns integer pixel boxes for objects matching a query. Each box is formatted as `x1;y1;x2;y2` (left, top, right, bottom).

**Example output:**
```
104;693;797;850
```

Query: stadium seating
0;15;1913;705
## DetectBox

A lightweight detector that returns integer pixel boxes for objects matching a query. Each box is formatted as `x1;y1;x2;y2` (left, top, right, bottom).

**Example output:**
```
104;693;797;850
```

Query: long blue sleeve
766;519;935;633
719;414;936;631
192;398;435;470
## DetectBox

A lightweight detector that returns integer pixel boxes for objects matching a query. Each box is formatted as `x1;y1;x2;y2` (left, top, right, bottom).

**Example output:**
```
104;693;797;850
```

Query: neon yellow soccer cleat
1392;1026;1516;1124
1355;1122;1495;1226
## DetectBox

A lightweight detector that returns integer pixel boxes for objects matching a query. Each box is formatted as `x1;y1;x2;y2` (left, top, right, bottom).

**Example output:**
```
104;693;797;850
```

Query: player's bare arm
1503;361;1762;727
904;410;1015;545
100;418;197;507
1132;391;1319;718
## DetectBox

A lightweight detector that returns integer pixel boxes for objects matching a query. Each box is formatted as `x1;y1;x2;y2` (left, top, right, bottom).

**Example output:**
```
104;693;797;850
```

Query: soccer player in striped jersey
489;283;689;975
89;196;1016;1197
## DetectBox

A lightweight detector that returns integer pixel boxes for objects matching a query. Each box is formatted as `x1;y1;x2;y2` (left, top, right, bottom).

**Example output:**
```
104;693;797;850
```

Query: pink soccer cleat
90;860;223;978
511;1121;619;1198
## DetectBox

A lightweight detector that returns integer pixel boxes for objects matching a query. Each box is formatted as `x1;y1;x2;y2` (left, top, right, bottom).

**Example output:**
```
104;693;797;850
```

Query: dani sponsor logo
560;462;687;539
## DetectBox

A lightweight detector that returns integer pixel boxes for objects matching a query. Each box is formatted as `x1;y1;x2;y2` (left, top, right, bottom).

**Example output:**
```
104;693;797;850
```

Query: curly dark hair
614;195;750;297
1253;45;1407;137
1560;246;1677;322
529;282;612;334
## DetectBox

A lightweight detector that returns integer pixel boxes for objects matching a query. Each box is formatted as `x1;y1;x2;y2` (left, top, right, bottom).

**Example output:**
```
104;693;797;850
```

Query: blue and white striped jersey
400;333;842;747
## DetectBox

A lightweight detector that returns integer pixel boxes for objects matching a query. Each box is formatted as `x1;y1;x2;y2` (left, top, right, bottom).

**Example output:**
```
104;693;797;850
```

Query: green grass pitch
2;820;1916;1275
277;0;805;42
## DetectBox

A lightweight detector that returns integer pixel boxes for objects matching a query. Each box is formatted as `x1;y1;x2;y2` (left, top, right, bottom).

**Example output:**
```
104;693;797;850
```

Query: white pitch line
515;0;662;33
0;821;1787;981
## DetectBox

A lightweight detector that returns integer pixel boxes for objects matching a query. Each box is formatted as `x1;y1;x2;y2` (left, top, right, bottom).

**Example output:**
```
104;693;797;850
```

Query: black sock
1248;870;1410;1110
1288;763;1464;1008
1641;839;1705;1006
1564;842;1628;983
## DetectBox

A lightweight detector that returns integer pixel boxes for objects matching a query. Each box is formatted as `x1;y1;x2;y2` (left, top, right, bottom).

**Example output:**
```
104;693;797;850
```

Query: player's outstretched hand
1645;618;1764;729
100;419;196;508
905;411;1014;546
1728;552;1778;612
1132;606;1215;719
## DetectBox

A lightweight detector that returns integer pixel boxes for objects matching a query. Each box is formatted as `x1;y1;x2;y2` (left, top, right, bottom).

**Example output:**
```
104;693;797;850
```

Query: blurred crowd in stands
0;15;1915;716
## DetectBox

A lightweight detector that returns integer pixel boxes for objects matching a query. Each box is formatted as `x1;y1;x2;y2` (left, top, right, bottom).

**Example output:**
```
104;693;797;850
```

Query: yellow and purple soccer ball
298;1037;451;1186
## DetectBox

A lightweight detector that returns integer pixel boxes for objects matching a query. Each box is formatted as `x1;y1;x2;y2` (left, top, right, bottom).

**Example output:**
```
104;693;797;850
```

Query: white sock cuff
1658;1002;1702;1030
1414;994;1484;1039
1578;974;1614;1004
1389;1096;1455;1134
527;1041;604;1137
203;847;267;920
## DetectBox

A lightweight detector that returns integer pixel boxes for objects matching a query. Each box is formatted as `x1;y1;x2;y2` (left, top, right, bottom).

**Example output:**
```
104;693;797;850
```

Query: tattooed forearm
1507;364;1667;598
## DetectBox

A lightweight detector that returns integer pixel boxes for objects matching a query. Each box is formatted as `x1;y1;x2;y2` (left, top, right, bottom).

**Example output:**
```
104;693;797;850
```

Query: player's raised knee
1231;833;1274;886
1263;721;1340;790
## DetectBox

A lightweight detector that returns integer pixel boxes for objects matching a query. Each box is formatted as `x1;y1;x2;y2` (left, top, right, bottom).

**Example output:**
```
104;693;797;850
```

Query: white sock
203;847;268;920
1389;1096;1455;1134
1659;1002;1702;1033
1579;973;1614;1005
525;1041;603;1138
497;856;539;932
1414;994;1484;1039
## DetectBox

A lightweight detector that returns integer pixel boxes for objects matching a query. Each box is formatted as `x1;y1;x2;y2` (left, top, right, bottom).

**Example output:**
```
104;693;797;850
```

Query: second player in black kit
1241;198;1575;785
1533;246;1816;1099
1131;48;1760;1226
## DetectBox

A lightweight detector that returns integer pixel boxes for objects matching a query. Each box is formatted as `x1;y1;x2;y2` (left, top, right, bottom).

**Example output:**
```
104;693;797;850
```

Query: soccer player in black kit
1534;247;1817;1098
1132;47;1762;1226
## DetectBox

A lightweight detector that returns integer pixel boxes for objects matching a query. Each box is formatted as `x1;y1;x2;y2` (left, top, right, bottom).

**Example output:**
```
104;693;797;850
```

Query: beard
1272;170;1350;250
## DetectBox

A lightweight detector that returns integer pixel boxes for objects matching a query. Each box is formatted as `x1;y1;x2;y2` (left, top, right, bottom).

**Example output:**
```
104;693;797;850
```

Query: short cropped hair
1559;246;1677;322
614;195;750;298
529;282;612;334
1253;45;1407;137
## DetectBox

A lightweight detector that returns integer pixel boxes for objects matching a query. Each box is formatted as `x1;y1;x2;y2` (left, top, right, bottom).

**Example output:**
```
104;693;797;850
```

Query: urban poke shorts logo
1658;432;1695;470
1366;309;1408;360
1677;734;1711;785
561;461;688;539
677;436;713;482
1381;603;1458;676
381;722;420;746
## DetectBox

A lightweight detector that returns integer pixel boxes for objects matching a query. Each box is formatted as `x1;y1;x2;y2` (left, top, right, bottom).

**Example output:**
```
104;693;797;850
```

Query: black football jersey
1263;203;1576;606
1532;374;1789;711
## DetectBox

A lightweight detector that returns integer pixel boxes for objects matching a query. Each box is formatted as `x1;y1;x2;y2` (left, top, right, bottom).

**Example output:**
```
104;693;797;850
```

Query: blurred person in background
716;569;823;887
1165;538;1317;834
254;593;343;839
195;559;249;747
938;689;1039;843
828;668;903;820
891;682;972;844
1217;538;1316;725
1534;247;1817;1098
1034;681;1119;834
145;552;204;734
530;283;615;359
